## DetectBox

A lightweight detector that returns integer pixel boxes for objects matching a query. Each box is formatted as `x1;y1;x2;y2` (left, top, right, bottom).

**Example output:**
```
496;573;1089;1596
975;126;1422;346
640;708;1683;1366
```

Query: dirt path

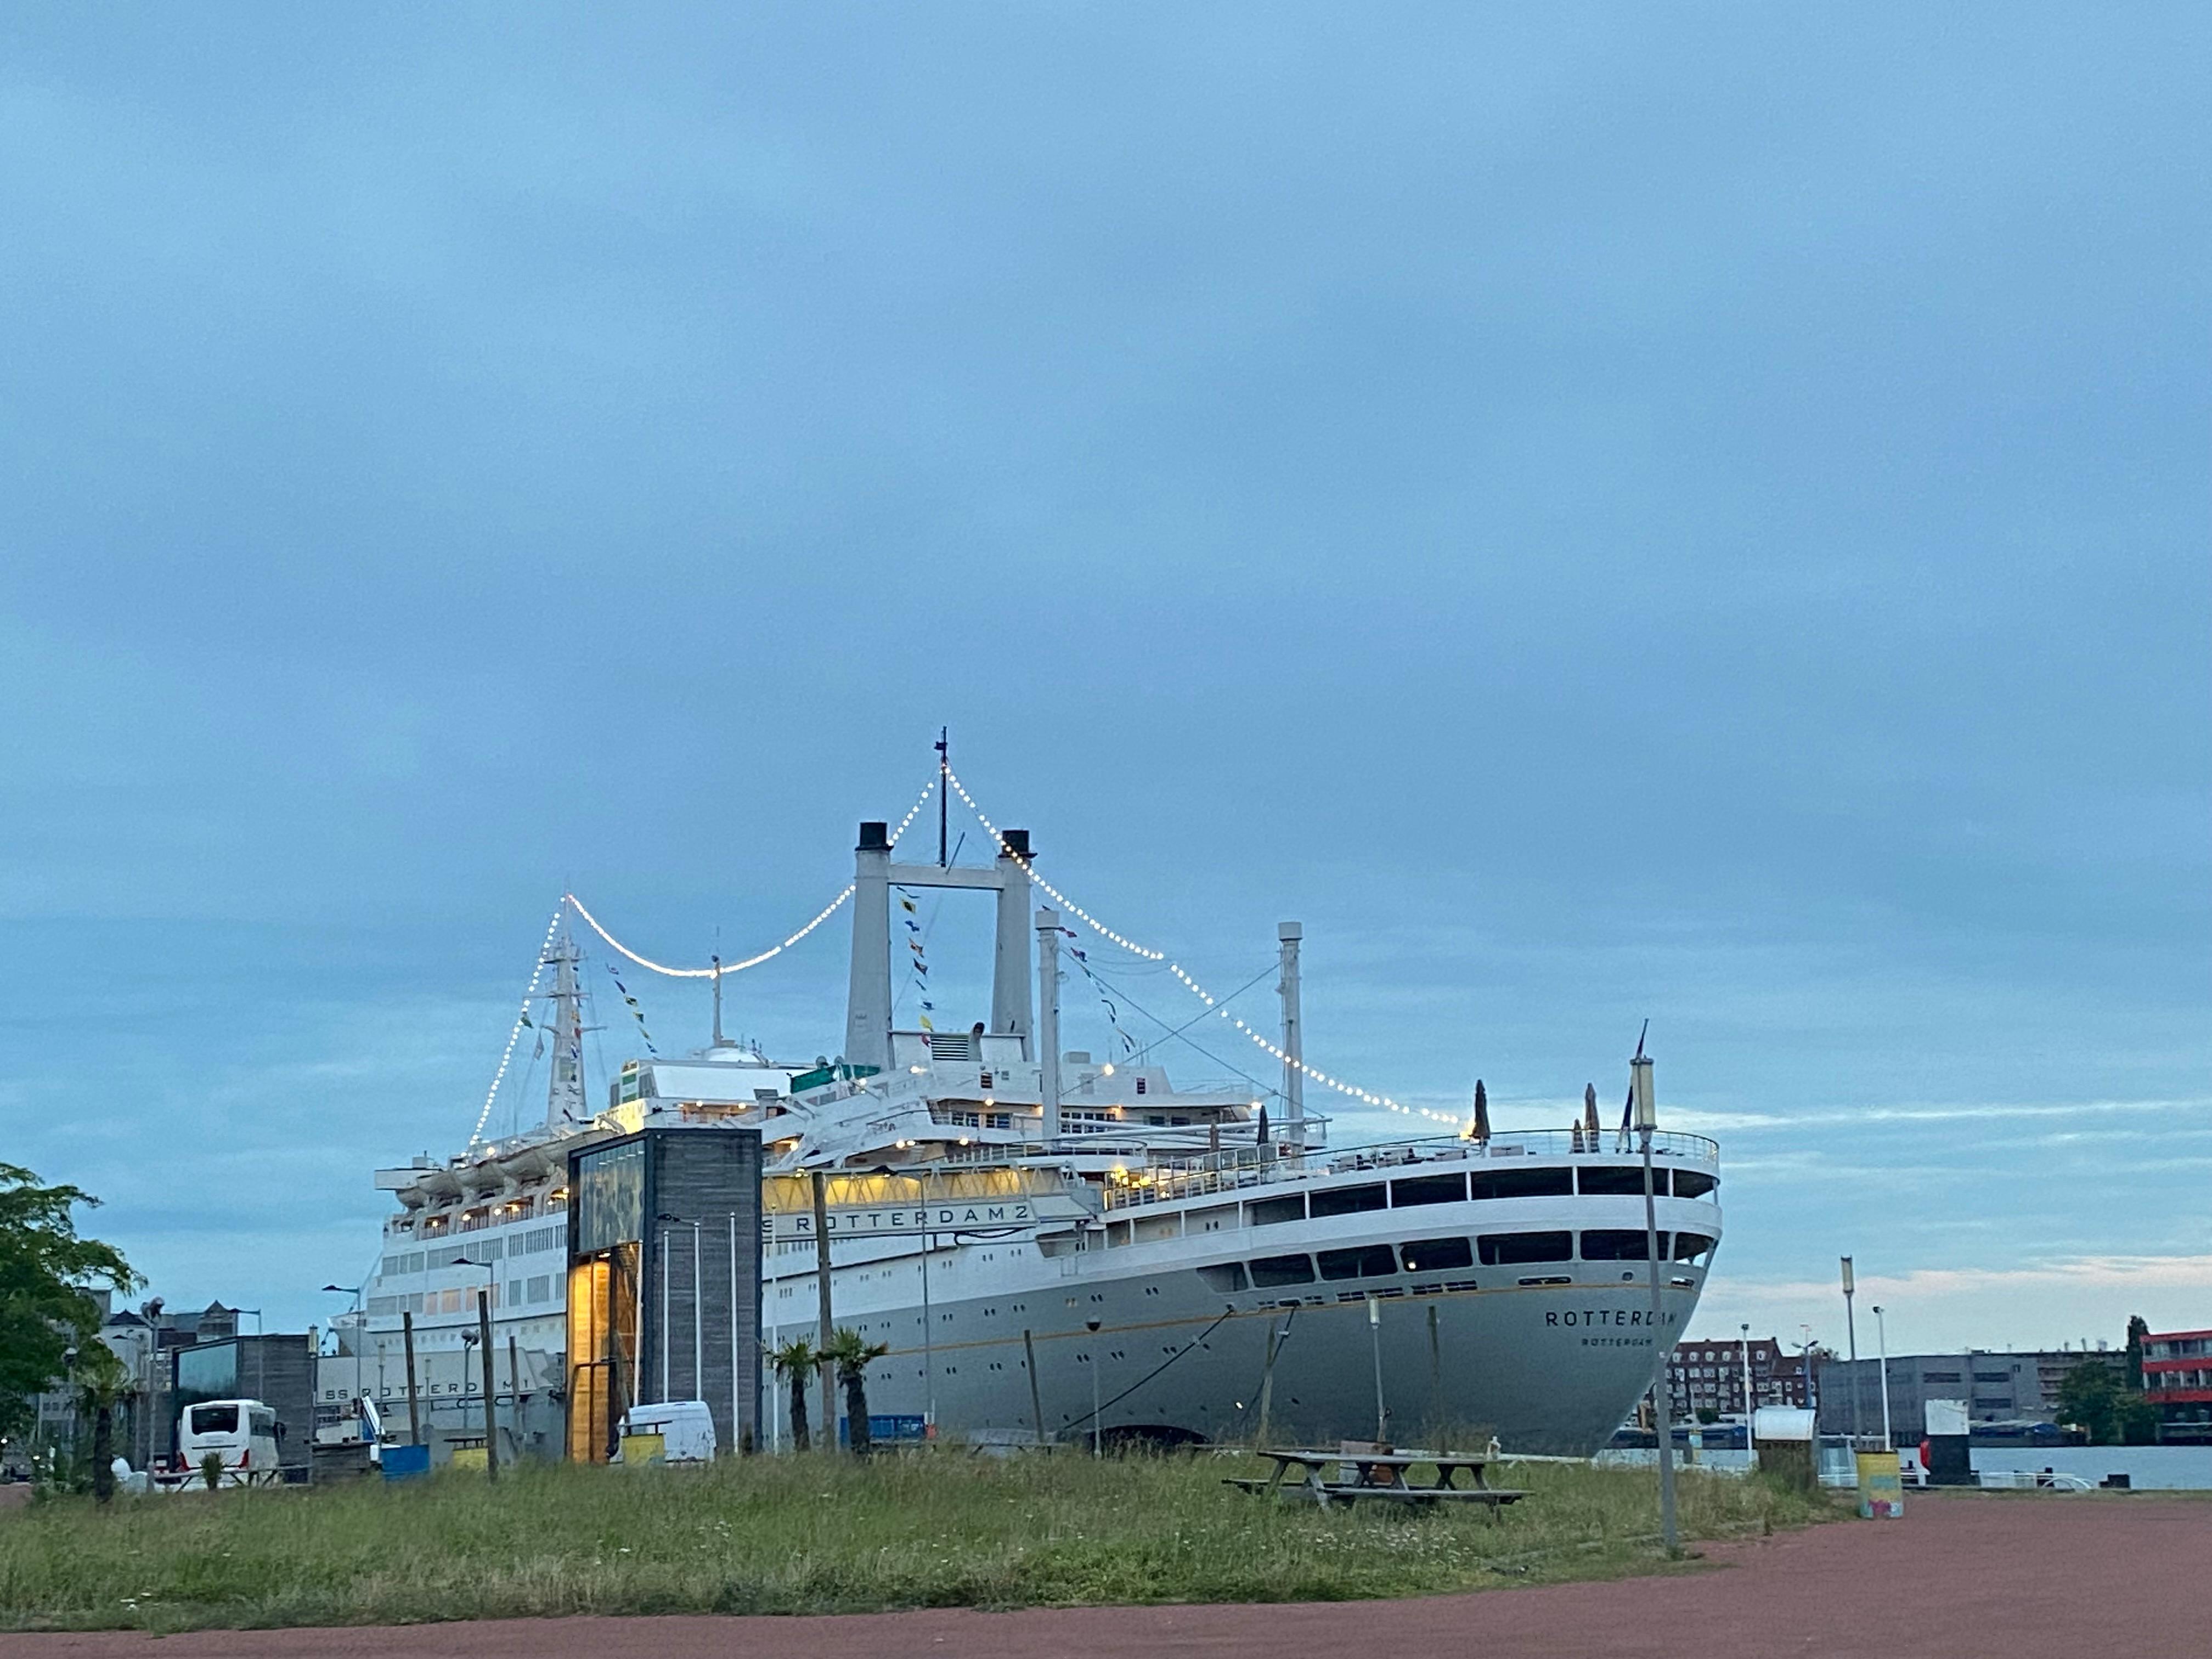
5;1493;2208;1657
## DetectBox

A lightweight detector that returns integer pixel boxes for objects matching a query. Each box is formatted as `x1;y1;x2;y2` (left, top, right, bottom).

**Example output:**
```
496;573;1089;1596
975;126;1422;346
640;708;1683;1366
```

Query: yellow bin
618;1432;667;1466
449;1446;488;1472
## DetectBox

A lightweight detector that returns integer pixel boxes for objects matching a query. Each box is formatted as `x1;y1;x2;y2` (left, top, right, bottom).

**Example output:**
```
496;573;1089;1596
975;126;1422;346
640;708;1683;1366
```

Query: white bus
177;1399;283;1487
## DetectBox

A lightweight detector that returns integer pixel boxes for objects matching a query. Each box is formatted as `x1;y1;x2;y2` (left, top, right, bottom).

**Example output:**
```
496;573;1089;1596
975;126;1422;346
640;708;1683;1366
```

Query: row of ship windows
379;1225;566;1278
1197;1229;1718;1291
368;1276;559;1317
1239;1165;1718;1228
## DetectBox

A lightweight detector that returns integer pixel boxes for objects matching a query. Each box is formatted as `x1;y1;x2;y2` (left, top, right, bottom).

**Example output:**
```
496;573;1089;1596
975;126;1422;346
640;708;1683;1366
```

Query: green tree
770;1338;818;1451
824;1328;890;1454
2125;1315;2150;1391
0;1163;137;1441
2056;1356;2157;1445
74;1339;131;1503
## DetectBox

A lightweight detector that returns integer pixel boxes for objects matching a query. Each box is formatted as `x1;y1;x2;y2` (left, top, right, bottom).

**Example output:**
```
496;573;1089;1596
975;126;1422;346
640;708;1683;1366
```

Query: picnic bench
1226;1447;1528;1514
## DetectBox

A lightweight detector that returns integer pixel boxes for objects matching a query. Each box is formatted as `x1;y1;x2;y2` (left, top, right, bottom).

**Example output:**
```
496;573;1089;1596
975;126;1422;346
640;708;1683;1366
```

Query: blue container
381;1443;431;1481
837;1414;927;1447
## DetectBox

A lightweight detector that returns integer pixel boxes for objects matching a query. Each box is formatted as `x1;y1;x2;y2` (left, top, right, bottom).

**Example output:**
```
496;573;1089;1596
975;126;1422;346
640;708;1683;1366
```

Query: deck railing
1100;1129;1720;1212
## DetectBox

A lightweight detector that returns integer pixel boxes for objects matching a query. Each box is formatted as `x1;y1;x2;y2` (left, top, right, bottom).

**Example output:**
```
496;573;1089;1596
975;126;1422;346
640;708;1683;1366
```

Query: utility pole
1023;1328;1046;1449
402;1311;421;1448
506;1333;521;1457
1634;1053;1677;1554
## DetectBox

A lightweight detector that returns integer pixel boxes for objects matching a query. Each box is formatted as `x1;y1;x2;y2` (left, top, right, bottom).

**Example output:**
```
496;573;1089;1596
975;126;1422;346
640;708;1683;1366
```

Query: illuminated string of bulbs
561;771;941;980
941;767;1165;960
468;906;566;1148
943;766;1460;1127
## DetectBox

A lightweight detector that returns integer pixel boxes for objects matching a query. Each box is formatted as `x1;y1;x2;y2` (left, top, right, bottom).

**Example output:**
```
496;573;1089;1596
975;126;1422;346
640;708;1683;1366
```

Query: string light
564;770;940;979
468;907;565;1148
944;766;1460;1127
942;767;1165;960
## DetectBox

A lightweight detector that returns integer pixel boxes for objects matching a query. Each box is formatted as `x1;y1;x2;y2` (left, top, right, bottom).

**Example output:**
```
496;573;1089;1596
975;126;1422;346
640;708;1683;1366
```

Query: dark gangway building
565;1127;764;1462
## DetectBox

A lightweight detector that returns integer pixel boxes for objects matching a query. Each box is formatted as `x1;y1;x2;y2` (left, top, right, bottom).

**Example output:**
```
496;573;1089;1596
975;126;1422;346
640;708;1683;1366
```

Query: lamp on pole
1085;1318;1103;1457
1841;1256;1861;1449
1872;1305;1893;1452
1633;1052;1678;1555
1739;1322;1755;1455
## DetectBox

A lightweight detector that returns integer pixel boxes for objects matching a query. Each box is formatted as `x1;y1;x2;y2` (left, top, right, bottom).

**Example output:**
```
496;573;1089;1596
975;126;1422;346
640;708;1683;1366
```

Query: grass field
0;1452;1837;1633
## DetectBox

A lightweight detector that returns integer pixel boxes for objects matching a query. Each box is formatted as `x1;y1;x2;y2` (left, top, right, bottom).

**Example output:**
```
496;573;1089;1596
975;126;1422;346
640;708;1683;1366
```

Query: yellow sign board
1857;1451;1904;1518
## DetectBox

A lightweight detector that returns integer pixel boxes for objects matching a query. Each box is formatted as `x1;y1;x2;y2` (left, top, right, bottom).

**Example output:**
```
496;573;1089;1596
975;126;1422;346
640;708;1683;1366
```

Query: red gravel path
5;1493;2208;1658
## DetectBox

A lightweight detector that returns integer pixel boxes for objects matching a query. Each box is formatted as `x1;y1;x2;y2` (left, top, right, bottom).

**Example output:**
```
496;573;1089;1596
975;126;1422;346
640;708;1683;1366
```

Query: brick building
1664;1335;1809;1420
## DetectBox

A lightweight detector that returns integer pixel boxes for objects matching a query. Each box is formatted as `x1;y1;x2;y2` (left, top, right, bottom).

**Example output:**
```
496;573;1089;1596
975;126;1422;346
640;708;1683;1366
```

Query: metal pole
630;1244;643;1409
1278;922;1304;1154
476;1289;499;1481
660;1229;671;1404
1367;1293;1387;1441
919;1231;936;1434
1740;1323;1755;1460
402;1311;421;1447
1036;909;1061;1142
506;1333;521;1461
1023;1328;1046;1449
1634;1055;1678;1554
1085;1318;1102;1457
1841;1257;1861;1450
1256;1321;1284;1450
692;1221;704;1401
811;1172;834;1447
1874;1306;1893;1452
738;1212;756;1460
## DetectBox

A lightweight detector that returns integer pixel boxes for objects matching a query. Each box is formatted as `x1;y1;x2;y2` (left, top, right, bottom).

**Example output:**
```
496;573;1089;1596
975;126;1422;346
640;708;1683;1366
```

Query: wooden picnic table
1226;1448;1529;1514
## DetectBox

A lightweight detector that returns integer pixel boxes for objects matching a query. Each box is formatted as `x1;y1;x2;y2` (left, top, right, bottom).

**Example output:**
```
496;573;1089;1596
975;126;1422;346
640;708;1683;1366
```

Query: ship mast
543;922;588;1127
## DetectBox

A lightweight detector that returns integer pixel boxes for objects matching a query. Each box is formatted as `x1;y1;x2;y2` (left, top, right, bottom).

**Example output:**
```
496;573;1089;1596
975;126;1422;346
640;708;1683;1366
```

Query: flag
520;1011;533;1028
913;961;928;976
900;895;917;913
918;1014;934;1031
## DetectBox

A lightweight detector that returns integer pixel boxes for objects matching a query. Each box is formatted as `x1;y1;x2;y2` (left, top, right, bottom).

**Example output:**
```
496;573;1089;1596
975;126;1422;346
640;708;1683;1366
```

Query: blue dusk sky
3;7;2205;1355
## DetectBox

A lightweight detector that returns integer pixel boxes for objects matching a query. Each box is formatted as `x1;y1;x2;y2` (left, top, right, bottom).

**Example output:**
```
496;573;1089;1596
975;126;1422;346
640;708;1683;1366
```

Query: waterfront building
2142;1328;2212;1444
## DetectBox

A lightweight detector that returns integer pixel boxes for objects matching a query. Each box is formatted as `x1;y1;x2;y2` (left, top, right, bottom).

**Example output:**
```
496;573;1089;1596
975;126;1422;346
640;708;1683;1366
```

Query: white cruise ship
359;780;1722;1458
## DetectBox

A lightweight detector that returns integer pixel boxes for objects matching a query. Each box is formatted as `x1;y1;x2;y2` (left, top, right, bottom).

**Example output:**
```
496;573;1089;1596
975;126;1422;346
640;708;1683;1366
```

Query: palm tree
770;1337;818;1451
72;1341;131;1503
823;1328;890;1454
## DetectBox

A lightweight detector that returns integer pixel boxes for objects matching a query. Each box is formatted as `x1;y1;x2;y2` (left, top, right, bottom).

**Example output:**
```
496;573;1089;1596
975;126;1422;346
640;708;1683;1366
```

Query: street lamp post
1841;1257;1861;1450
1085;1318;1103;1458
1872;1305;1893;1452
1739;1322;1755;1459
1633;1054;1678;1555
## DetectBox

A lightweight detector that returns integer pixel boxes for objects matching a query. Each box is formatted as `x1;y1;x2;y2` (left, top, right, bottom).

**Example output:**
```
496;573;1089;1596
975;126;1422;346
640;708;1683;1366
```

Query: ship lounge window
1390;1173;1467;1207
1672;1232;1715;1264
1310;1183;1386;1219
1248;1195;1306;1227
1400;1237;1475;1273
1580;1229;1666;1261
1673;1170;1718;1200
1470;1167;1573;1201
1478;1231;1572;1265
1197;1262;1249;1293
1249;1253;1316;1288
1318;1244;1397;1281
1576;1166;1651;1197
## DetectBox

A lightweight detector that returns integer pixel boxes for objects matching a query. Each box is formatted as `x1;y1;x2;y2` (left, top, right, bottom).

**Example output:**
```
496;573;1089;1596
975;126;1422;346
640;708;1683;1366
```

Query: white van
178;1399;283;1487
616;1400;717;1463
